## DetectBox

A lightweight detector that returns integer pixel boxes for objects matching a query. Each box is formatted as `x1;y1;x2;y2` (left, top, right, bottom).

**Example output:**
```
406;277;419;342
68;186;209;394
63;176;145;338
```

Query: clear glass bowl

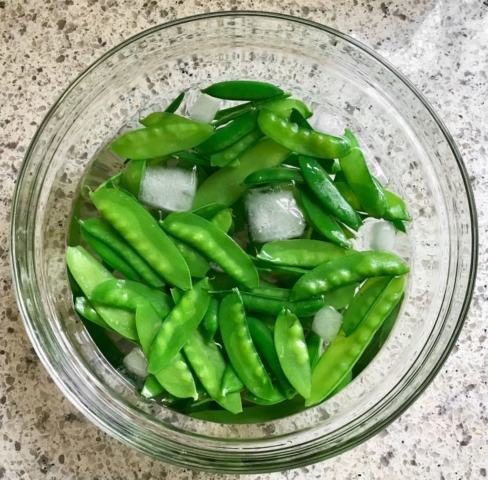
10;12;477;473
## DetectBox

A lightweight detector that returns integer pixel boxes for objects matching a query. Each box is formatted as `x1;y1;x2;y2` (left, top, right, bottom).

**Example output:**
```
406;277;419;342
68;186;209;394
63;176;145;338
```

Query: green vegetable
202;80;284;101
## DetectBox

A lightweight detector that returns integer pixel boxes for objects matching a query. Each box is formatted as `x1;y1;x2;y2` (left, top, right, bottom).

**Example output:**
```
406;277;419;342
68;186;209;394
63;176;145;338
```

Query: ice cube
123;348;148;379
353;218;396;252
245;188;306;243
309;107;346;136
140;164;197;212
312;306;343;343
188;93;222;123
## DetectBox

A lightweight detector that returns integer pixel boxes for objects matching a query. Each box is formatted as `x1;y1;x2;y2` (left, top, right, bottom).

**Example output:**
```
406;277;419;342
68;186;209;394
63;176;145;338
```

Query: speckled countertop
1;1;487;479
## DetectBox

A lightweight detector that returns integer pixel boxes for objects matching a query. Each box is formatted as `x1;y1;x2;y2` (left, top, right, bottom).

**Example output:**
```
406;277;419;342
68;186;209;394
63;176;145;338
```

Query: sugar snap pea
90;188;191;290
192;203;226;219
219;291;278;400
221;364;245;395
165;92;185;113
162;212;259;289
306;331;323;370
244;390;286;405
289;108;313;129
242;166;304;186
139;111;192;128
148;279;210;374
258;109;351;159
291;251;409;301
202;80;284;101
135;302;163;357
241;291;325;317
121;159;146;200
261;98;313;119
274;309;311;399
210;127;264;167
306;275;406;406
74;296;111;330
141;375;166;399
172;150;210;167
210;208;233;233
166;233;210;278
202;297;220;341
155;353;198;400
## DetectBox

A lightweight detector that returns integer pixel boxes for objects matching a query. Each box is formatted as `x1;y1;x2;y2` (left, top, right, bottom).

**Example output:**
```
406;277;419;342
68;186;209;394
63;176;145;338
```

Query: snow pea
121;159;146;199
155;353;198;400
192;139;290;208
249;286;291;299
210;208;233;233
90;188;191;290
202;80;284;101
198;109;259;156
258;239;353;268
244;390;286;405
306;331;323;370
221;363;245;395
166;233;210;278
74;296;111;330
262;99;313;120
90;278;173;319
328;370;352;399
165;92;185;113
392;219;407;233
148;279;210;374
258;109;351;160
334;182;363;211
139;111;192;128
110;120;212;160
274;309;311;399
162;212;259;289
192;203;226;219
247;317;295;399
298;188;353;249
173;150;210;167
291;251;409;301
306;275;406;406
141;375;165;399
80;218;164;288
299;156;362;231
219;291;277;400
322;283;359;310
241;166;304;186
183;329;243;413
210;127;264;167
66;246;138;340
342;277;393;336
372;178;411;221
289;108;313;129
135;302;163;357
202;297;219;341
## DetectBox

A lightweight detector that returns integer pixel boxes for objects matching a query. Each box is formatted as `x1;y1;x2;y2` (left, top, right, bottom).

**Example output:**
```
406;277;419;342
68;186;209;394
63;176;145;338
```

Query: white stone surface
0;1;486;478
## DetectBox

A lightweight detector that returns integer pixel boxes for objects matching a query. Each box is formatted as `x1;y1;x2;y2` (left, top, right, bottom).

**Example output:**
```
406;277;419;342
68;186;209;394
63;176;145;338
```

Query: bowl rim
10;10;479;471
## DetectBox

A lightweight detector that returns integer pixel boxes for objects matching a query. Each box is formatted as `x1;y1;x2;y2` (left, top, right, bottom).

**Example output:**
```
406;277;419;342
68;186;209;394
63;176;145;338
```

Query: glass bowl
10;12;477;474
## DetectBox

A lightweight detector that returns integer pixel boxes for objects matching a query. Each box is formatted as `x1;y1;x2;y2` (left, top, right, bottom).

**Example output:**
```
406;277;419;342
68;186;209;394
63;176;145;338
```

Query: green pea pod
249;286;291;299
198;109;259;156
90;188;192;290
299;156;362;231
334;182;363;211
202;80;284;101
298;189;353;249
170;287;183;304
79;218;165;288
274;309;311;399
74;297;111;330
247;317;295;399
139;111;190;128
192;139;290;208
372;178;411;221
109;119;213;160
66;246;138;340
165;92;185;113
289;108;313;129
328;370;352;399
148;279;210;374
172;150;210;167
162;212;259;289
241;166;304;186
241;292;325;317
244;390;286;405
219;291;277;401
221;363;245;395
306;331;323;370
155;353;198;400
305;275;406;406
291;251;409;301
258;239;353;269
210;208;233;233
322;283;359;310
141;375;165;399
135;302;163;357
210;127;264;167
167;234;210;278
192;203;227;219
202;297;219;341
261;98;313;119
258;109;351;160
121;159;146;199
183;329;243;414
392;219;407;233
342;277;393;336
91;278;173;319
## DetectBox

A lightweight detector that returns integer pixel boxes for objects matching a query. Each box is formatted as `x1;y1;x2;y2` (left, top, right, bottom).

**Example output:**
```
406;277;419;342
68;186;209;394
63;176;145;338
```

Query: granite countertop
1;1;487;478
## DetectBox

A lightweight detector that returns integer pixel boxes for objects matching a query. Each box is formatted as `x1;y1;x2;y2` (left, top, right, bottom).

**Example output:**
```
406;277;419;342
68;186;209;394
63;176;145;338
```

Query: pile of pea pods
67;81;410;423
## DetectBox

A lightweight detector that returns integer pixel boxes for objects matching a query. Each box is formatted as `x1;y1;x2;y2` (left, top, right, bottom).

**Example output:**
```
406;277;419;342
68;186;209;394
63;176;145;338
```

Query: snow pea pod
274;309;311;399
198;109;259;156
306;331;323;370
219;291;278;401
166;233;210;278
91;278;173;319
262;99;313;120
305;275;406;406
183;329;243;413
242;166;304;186
121;159;146;199
202;80;284;101
258;109;351;160
135;302;163;357
221;363;245;395
289;108;313;129
173;150;210;167
80;218;164;288
66;246;138;340
90;188;191;290
334;182;363;211
244;390;286;405
155;353;198;400
298;188;353;249
141;375;165;399
192;139;290;208
202;297;220;341
192;203;226;219
249;286;291;299
210;208;233;233
165;92;185;113
109;120;213;160
372;178;411;221
210;127;264;167
247;317;295;399
148;279;210;374
162;212;259;289
74;296;111;330
139;111;193;128
258;239;353;268
299;156;362;231
291;251;409;300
